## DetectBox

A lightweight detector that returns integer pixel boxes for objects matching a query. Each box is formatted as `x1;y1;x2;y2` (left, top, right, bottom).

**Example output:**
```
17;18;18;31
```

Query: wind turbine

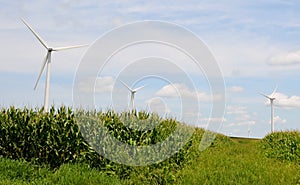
119;80;145;110
260;86;277;133
247;127;251;138
21;18;87;112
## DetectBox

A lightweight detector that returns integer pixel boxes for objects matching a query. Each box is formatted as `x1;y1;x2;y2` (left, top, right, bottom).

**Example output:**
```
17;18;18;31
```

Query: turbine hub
48;48;53;52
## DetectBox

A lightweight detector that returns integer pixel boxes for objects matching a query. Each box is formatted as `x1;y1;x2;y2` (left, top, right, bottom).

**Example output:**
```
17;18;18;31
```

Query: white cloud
145;97;170;114
196;117;226;129
264;92;300;109
78;76;115;93
229;86;244;93
225;106;256;128
95;76;115;93
227;106;247;115
199;117;227;123
267;50;300;65
155;83;212;101
155;84;181;98
226;120;256;127
271;116;287;124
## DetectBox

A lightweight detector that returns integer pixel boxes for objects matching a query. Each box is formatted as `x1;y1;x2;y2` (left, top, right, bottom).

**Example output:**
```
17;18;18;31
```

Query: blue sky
1;0;300;138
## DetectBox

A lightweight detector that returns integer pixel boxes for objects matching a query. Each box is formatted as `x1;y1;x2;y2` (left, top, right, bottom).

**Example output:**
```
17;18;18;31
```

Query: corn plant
261;131;300;162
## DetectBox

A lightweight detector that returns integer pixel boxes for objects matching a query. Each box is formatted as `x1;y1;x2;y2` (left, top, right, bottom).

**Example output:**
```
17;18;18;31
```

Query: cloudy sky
1;0;300;138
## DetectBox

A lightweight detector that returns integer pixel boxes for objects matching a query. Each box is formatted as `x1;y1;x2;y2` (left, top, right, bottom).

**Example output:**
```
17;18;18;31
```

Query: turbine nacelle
119;79;146;110
259;92;276;101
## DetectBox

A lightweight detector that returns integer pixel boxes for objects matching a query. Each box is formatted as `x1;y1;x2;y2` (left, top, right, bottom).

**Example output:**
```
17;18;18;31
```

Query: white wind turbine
247;126;251;138
21;18;87;112
260;86;277;133
119;80;145;111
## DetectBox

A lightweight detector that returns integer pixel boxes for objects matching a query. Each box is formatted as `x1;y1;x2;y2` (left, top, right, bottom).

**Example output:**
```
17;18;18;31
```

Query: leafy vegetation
0;106;203;183
0;106;91;168
261;131;300;162
0;137;299;184
0;107;299;184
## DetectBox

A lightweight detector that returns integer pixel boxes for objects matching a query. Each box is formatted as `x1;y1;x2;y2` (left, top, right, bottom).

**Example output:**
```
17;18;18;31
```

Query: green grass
0;137;299;185
0;157;120;185
178;137;300;185
41;163;120;185
0;157;48;185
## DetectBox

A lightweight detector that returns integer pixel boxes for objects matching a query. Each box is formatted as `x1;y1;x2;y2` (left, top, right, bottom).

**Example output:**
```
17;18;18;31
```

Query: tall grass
0;157;120;185
178;138;300;185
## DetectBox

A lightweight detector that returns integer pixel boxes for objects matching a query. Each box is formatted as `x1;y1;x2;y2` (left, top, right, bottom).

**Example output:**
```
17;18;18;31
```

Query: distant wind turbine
21;18;88;112
119;80;145;110
260;86;277;133
248;127;251;138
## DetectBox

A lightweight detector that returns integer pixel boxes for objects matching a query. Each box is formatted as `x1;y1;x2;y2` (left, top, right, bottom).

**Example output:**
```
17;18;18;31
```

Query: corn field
0;106;203;176
261;130;300;162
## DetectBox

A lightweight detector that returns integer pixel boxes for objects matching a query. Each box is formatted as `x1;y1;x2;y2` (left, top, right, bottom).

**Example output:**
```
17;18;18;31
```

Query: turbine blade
271;85;278;97
133;85;146;92
259;92;271;99
20;18;48;49
34;52;49;90
52;44;88;51
119;80;133;91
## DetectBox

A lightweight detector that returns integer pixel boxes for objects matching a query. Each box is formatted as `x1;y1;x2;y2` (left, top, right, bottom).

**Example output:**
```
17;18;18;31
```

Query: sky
0;0;300;138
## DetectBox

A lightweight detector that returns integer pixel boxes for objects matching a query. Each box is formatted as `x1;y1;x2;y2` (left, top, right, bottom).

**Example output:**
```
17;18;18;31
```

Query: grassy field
0;137;299;185
178;137;300;185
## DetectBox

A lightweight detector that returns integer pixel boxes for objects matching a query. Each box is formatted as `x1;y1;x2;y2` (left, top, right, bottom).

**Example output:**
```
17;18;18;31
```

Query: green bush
261;131;300;162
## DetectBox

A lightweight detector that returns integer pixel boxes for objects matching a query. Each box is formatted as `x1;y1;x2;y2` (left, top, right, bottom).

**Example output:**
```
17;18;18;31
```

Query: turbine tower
21;18;87;112
247;127;251;138
119;80;145;111
260;86;277;133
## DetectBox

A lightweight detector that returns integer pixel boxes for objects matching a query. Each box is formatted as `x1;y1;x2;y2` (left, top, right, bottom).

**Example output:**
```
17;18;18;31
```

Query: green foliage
261;131;300;162
6;106;292;184
0;106;91;168
75;109;199;183
0;106;204;183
